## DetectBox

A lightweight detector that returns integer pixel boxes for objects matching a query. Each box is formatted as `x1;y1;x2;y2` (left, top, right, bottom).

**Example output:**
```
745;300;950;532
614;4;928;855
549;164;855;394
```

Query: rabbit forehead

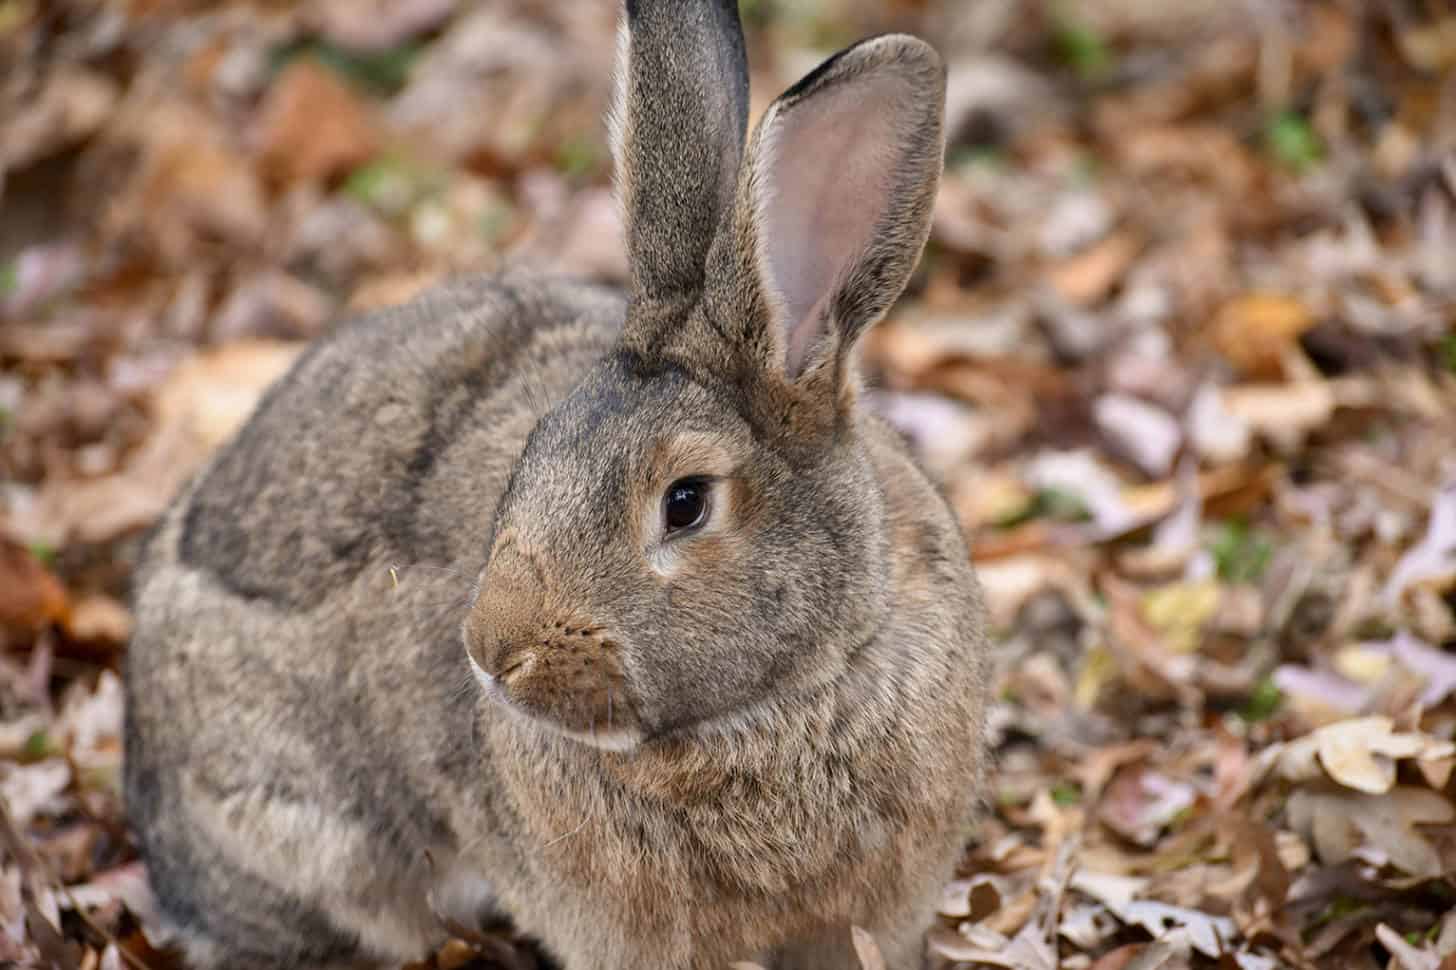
497;352;751;531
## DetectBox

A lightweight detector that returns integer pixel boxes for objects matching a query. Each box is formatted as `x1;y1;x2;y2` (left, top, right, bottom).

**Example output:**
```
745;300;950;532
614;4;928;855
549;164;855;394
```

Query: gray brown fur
123;2;991;968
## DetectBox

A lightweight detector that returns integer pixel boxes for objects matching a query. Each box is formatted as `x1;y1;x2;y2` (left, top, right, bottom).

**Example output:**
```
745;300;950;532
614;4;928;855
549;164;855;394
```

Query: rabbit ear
721;35;945;383
609;0;749;309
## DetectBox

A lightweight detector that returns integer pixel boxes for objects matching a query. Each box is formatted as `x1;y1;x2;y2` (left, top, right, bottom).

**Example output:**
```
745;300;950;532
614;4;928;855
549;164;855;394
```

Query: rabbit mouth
467;651;645;753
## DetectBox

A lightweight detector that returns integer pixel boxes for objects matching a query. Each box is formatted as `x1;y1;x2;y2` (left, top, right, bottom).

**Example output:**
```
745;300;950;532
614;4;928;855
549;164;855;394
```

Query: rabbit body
124;2;991;969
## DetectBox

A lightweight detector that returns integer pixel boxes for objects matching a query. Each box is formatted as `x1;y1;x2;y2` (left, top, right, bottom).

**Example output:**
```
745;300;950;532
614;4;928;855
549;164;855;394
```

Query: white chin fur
557;724;643;753
468;653;642;753
466;652;497;692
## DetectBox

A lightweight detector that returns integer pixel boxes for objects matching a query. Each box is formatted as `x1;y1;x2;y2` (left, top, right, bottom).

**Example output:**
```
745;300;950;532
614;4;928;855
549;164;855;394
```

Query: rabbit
122;1;992;968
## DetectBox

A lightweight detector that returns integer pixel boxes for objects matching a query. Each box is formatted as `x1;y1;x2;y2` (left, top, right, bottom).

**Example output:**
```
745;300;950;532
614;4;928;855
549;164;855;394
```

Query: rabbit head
462;0;946;751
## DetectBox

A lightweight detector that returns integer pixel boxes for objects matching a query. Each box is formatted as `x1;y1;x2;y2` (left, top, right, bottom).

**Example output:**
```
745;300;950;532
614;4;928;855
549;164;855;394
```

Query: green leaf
1239;677;1283;723
1208;519;1273;583
1050;781;1082;806
997;487;1092;529
553;134;604;183
1052;13;1112;80
739;0;775;28
0;260;16;296
271;41;422;96
1265;111;1323;172
344;155;445;216
23;730;51;759
1439;332;1456;374
27;539;56;567
948;146;1007;175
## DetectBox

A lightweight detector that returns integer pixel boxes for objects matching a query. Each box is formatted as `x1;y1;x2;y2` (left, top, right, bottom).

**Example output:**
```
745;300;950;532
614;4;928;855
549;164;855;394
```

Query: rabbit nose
465;544;642;744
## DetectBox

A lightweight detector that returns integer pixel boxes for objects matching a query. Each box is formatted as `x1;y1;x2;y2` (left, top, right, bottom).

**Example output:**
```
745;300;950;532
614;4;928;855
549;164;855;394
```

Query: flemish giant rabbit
123;0;991;967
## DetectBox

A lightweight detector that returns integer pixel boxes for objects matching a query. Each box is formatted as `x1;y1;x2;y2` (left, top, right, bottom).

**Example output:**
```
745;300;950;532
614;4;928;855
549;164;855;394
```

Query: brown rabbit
122;1;991;967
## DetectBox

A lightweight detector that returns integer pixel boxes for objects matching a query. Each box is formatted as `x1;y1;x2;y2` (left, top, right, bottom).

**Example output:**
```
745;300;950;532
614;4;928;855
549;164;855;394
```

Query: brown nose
464;543;640;745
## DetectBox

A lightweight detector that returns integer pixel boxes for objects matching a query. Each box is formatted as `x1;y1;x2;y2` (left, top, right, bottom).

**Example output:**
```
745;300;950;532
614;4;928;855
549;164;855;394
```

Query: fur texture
123;3;990;968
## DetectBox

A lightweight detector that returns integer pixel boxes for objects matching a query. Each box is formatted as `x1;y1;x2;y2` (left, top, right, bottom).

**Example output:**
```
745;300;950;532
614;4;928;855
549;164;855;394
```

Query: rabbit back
122;274;625;967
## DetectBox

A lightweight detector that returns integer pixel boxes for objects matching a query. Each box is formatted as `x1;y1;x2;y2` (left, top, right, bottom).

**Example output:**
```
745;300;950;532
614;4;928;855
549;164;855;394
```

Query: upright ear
722;35;945;383
609;0;749;308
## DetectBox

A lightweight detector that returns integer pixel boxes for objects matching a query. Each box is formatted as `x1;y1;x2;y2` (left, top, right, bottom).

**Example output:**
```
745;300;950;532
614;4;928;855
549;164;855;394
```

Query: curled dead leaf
0;539;68;633
1287;786;1455;879
1210;293;1315;378
256;60;380;183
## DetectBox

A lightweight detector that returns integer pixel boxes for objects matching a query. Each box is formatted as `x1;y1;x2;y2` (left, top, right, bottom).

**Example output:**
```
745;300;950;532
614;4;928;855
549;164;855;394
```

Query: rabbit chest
474;672;982;965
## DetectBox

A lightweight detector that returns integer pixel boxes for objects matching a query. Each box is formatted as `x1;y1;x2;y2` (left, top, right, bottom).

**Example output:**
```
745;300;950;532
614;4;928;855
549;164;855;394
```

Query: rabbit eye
663;478;709;535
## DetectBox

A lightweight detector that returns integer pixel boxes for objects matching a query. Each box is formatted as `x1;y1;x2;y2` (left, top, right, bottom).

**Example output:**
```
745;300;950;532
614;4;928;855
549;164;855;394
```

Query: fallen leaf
1140;581;1220;655
1118;902;1234;959
1098;767;1198;846
127;105;269;257
1038;190;1114;258
1396;17;1456;72
1221;382;1335;452
60;594;132;646
1186;382;1251;465
1315;717;1428;794
256;59;380;183
1287;786;1455;878
1330;644;1390;686
1210;293;1315;378
310;0;457;51
0;759;71;829
1377;923;1443;970
1071;869;1234;958
1045;230;1142;306
1271;664;1370;723
1094;394;1182;478
1384;479;1456;606
18;340;302;546
0;538;68;633
0;68;118;169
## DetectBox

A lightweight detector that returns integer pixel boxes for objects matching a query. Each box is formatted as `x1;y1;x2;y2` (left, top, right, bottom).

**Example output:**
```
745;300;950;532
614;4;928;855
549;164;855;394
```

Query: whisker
543;813;592;848
387;562;475;579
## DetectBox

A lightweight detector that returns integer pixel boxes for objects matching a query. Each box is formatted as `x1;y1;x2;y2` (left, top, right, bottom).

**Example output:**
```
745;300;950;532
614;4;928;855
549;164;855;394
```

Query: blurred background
1;1;1455;969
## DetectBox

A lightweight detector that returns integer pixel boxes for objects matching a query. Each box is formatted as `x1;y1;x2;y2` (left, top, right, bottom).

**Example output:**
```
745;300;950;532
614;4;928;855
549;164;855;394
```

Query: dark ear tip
853;33;945;86
778;32;946;114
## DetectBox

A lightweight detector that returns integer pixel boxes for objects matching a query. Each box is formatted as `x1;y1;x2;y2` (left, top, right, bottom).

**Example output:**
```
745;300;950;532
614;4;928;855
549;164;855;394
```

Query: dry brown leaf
0;539;68;633
1098;767;1198;846
1094;394;1181;478
311;0;457;50
1045;231;1142;307
1288;786;1455;879
127;106;269;257
1140;581;1220;655
60;594;132;646
0;68;118;169
256;60;380;183
348;270;449;312
1396;17;1456;72
1221;382;1335;452
19;341;302;546
1275;717;1451;794
1314;718;1430;794
1210;294;1315;378
1384;479;1456;607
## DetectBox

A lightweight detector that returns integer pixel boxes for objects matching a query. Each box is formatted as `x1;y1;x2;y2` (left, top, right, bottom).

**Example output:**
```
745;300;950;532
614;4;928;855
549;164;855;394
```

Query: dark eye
663;478;709;535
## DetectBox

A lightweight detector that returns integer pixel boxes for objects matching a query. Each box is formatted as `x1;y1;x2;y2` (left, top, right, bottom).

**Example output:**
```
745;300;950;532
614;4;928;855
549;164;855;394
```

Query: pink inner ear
759;73;913;375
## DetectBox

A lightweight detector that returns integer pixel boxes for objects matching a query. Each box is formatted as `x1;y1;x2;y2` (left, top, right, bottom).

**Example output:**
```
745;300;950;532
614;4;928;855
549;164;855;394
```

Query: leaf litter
2;1;1456;969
